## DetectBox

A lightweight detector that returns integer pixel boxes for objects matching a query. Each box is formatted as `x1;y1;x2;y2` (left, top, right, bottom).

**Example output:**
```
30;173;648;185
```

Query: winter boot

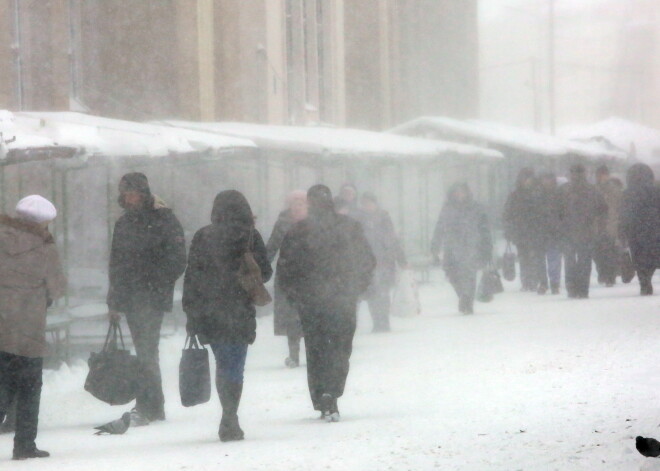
129;408;150;427
319;393;333;421
284;357;299;368
13;446;50;460
325;397;340;423
219;382;244;442
537;284;548;295
550;283;560;295
641;281;654;296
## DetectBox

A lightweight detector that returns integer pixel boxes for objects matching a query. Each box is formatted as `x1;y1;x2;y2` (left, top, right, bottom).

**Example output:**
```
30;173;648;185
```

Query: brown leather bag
238;228;272;307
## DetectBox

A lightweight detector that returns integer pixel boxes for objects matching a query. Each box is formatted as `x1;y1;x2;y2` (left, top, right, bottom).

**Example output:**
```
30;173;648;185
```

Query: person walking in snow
183;190;272;441
0;196;66;460
594;165;624;287
359;192;407;332
538;172;563;294
431;183;492;314
107;173;187;424
338;183;361;219
266;190;308;368
557;164;607;299
619;163;660;296
503;168;545;293
277;185;375;421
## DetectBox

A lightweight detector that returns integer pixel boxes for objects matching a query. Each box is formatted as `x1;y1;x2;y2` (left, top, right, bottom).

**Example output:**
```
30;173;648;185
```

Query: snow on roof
13;112;255;159
163;121;503;161
389;116;626;161
565;117;660;164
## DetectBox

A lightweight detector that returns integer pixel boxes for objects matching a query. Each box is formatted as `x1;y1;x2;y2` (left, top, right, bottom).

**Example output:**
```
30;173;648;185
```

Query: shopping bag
84;320;140;405
179;335;211;407
620;248;635;284
502;242;516;281
477;267;503;302
391;270;421;318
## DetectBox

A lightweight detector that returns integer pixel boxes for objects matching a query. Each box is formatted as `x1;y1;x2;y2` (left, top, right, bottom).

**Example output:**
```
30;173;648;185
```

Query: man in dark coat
431;183;492;314
557;164;607;298
183;190;272;441
620;163;660;295
359;192;407;332
538;172;563;294
107;173;187;423
503;168;545;292
277;185;375;422
266;190;307;368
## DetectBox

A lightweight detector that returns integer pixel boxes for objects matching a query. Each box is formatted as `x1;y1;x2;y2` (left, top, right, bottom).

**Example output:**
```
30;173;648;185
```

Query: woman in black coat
431;183;492;314
620;164;660;295
183;190;272;441
266;190;307;367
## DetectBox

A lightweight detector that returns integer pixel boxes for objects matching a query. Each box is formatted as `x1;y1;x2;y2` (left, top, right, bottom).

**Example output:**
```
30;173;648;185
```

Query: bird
636;436;660;458
94;412;131;435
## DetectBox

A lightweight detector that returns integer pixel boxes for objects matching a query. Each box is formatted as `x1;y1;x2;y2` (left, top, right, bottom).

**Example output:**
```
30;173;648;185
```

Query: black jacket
183;223;272;345
107;205;186;313
277;211;375;329
503;186;544;247
620;164;660;269
558;179;607;245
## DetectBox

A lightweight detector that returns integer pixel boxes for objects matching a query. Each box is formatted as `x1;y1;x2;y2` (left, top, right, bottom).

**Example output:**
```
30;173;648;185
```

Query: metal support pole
548;0;556;135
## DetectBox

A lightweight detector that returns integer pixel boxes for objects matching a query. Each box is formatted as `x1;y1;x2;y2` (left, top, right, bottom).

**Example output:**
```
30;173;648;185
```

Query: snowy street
2;274;659;470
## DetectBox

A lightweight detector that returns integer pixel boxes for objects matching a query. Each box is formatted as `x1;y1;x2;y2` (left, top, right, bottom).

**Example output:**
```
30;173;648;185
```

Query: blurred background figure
558;164;607;299
504;168;545;293
620;164;660;296
266;190;308;368
333;196;350;216
432;183;492;314
359;192;407;333
538;172;563;294
594;165;624;287
338;183;360;219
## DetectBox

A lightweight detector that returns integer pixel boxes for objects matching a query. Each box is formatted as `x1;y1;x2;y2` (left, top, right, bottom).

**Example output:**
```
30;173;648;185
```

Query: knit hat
119;172;151;196
15;195;57;223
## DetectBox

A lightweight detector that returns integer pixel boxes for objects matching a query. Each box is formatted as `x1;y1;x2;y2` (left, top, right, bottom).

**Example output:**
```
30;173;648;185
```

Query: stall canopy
1;110;80;165
160;121;504;161
390;116;627;161
11;112;256;162
565;117;660;165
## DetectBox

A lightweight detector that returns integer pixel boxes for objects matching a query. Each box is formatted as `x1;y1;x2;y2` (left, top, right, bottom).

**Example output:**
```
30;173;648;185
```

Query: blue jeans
545;246;562;287
210;343;248;385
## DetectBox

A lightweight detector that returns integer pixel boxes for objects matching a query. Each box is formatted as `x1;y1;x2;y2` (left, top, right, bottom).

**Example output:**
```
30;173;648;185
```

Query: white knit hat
15;195;57;223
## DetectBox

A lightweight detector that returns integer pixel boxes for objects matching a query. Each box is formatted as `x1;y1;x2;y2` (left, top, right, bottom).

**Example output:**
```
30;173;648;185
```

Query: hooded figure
503;168;546;292
107;173;187;423
277;185;375;421
594;165;624;286
266;190;308;368
557;164;607;298
620;163;660;295
183;190;272;441
431;183;492;314
0;195;66;460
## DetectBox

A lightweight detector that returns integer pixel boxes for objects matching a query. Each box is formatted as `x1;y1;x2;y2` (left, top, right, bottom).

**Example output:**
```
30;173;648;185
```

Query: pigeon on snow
636;436;660;458
94;412;131;435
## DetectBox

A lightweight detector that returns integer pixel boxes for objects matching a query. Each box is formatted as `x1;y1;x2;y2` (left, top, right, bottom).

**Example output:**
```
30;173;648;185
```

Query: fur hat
15;195;57;223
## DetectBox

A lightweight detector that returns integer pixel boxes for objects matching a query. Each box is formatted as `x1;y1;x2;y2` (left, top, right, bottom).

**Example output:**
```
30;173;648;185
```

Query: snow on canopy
161;121;503;161
390;116;627;161
13;112;255;160
565;117;660;165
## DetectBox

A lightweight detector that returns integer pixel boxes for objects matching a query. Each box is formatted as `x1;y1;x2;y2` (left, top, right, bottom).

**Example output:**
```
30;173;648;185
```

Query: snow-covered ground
2;273;659;470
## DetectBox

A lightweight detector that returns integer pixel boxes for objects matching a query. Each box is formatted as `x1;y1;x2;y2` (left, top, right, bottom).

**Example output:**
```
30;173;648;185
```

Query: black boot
13;446;50;460
218;381;244;442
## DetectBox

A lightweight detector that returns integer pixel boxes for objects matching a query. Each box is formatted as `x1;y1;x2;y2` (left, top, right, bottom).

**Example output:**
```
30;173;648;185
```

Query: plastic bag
391;270;421;318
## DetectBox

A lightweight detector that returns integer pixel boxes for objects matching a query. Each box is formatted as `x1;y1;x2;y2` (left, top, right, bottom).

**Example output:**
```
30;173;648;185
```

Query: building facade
0;0;478;129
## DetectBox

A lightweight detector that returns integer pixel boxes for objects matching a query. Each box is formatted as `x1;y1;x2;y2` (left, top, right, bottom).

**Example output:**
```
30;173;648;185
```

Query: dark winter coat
107;200;187;313
596;178;624;239
359;209;407;290
183;191;272;345
620;164;660;270
537;186;562;248
267;210;301;336
431;185;492;272
0;216;67;358
503;185;544;247
277;210;375;332
557;178;607;246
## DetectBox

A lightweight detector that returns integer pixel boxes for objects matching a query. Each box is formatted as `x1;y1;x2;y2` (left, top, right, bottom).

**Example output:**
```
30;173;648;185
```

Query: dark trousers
542;246;562;289
518;243;545;290
125;310;165;420
563;242;593;297
445;263;477;312
299;304;357;410
638;266;656;295
0;352;43;452
594;235;618;285
287;333;302;362
366;286;391;332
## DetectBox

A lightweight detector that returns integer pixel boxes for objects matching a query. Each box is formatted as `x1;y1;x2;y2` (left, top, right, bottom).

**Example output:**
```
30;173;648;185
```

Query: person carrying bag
179;335;211;407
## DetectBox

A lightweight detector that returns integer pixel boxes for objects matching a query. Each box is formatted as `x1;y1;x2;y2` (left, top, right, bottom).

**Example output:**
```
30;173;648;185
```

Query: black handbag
84;320;140;405
502;242;516;281
179;335;211;407
477;266;503;303
620;248;635;284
